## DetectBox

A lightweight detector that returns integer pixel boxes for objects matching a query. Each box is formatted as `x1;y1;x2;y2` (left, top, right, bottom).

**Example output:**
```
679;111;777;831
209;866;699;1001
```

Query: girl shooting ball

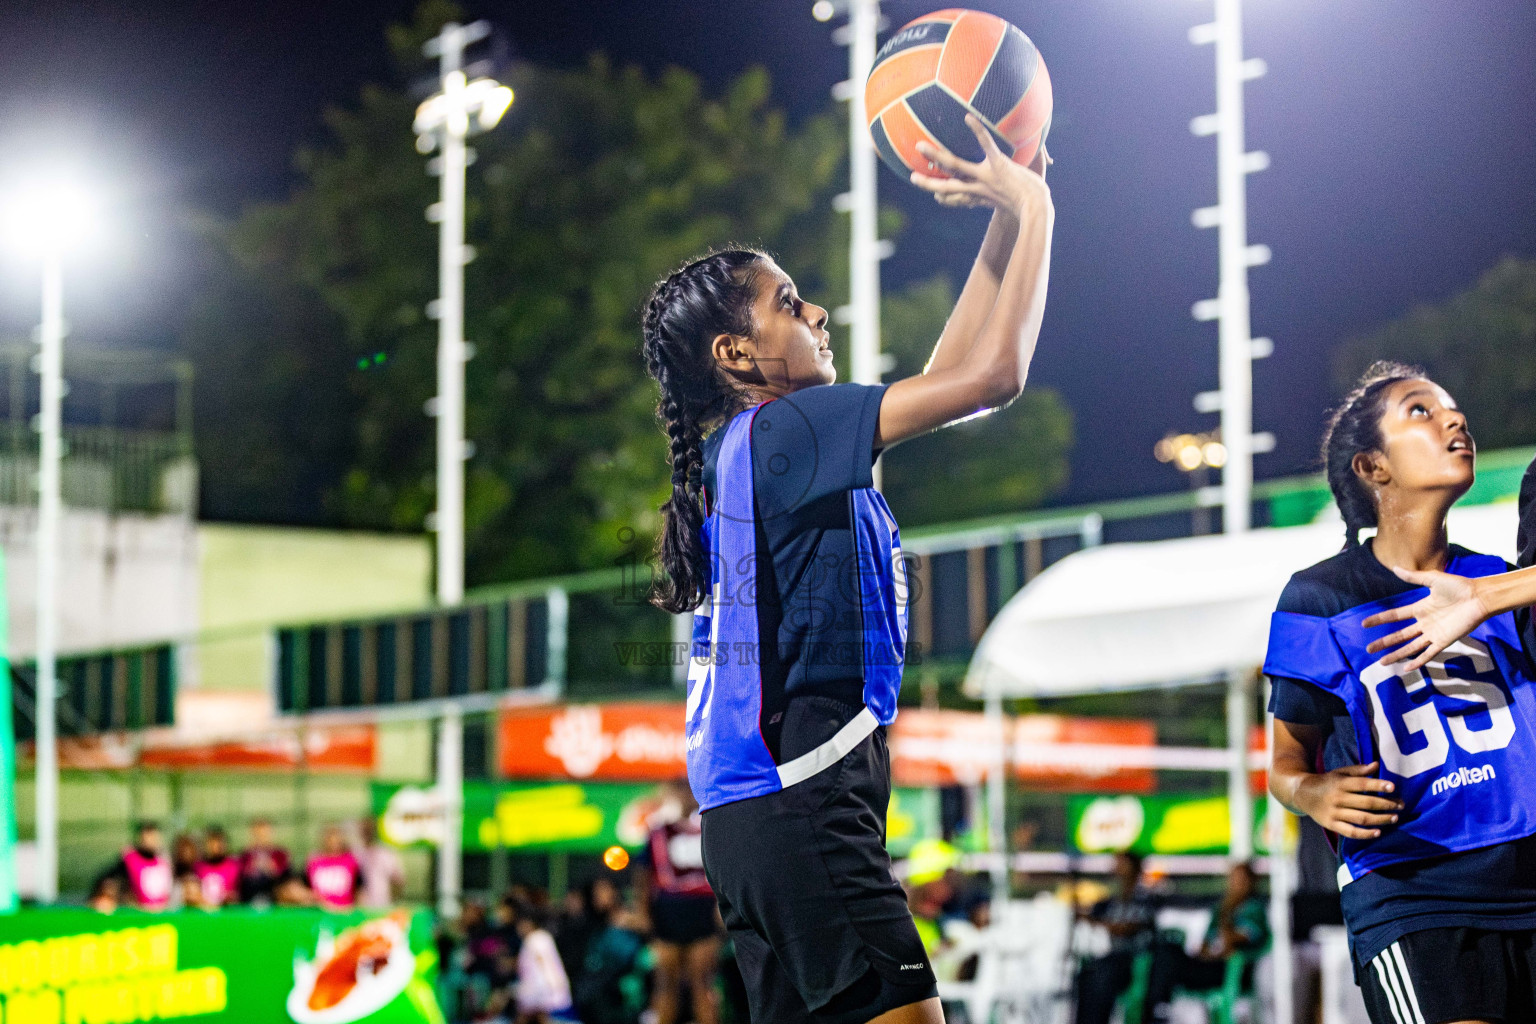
641;115;1050;1024
1266;362;1536;1024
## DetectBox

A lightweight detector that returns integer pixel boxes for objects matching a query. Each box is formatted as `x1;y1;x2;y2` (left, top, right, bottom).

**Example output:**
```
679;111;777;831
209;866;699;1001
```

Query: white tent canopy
964;501;1522;700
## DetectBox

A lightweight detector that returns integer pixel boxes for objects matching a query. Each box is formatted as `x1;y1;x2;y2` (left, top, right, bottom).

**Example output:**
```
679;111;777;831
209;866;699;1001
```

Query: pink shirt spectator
123;848;173;911
194;858;241;908
307;851;361;911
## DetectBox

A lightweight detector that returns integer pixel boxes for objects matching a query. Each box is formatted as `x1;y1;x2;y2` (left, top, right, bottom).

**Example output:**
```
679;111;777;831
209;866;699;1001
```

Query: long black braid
641;249;767;613
1321;360;1426;549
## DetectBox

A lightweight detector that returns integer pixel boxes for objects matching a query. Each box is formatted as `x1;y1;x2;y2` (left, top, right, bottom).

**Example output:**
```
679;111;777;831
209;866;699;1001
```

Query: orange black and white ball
865;9;1053;182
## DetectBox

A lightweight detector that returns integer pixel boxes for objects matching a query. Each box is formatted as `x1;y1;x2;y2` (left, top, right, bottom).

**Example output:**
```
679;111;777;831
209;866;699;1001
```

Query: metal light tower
2;175;95;904
34;246;63;906
817;0;891;487
414;20;513;607
1188;0;1273;539
413;21;512;918
1187;6;1291;1019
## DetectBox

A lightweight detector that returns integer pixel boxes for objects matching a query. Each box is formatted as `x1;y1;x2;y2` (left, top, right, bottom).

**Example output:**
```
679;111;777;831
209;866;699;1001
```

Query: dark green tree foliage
1336;257;1536;449
184;2;1071;584
878;275;1073;526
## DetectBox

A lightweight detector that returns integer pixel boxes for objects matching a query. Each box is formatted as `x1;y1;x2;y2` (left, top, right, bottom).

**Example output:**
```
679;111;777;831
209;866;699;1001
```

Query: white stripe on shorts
1371;943;1425;1024
1388;942;1426;1024
1370;953;1408;1024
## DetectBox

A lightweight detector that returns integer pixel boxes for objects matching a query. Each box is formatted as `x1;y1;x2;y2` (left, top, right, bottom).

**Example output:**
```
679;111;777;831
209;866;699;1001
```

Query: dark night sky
1;0;1534;507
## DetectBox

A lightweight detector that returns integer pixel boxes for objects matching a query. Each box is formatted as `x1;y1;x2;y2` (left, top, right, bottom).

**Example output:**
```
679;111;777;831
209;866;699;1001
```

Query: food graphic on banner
1075;796;1145;853
287;913;424;1024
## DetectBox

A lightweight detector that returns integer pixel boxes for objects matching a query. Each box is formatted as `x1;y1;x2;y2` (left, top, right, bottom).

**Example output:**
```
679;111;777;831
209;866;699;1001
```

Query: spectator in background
238;818;293;906
555;877;619;988
575;897;653;1024
95;822;173;912
636;785;719;1024
177;872;207;911
308;823;362;912
1144;860;1269;1022
194;826;241;909
171;832;200;890
355;816;405;909
510;897;573;1024
1073;850;1160;1024
88;876;121;914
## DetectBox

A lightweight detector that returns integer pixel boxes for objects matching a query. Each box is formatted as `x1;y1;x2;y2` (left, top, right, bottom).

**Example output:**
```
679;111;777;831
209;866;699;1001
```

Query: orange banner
20;725;378;773
498;703;1157;792
498;703;687;781
891;709;1157;792
139;725;377;772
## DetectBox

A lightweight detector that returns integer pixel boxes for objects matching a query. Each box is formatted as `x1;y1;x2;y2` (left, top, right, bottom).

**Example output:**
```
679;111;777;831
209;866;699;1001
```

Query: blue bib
685;404;909;811
1265;552;1536;882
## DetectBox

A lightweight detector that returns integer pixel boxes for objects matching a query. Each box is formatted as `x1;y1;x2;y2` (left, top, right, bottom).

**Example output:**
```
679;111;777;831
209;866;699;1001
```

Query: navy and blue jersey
1265;538;1536;965
686;383;906;811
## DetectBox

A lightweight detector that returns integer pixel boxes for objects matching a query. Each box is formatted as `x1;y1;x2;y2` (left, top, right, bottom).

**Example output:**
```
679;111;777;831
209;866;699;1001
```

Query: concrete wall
0;507;199;660
195;524;432;693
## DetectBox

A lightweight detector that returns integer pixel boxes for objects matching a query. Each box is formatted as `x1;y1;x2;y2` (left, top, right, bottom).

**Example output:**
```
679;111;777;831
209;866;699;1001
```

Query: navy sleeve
1268;675;1344;727
751;383;888;517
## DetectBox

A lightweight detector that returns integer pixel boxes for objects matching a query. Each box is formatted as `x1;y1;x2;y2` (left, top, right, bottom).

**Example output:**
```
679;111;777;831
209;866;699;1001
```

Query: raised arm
876;116;1054;449
1363;564;1536;670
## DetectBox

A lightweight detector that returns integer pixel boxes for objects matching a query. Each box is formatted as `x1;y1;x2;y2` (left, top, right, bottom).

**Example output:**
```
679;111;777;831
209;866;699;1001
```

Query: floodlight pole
1190;0;1269;863
831;0;887;488
34;249;63;905
1190;5;1290;1019
418;17;505;919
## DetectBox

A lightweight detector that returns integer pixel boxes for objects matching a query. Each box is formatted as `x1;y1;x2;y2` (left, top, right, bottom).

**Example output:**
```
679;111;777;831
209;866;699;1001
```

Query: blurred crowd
88;816;405;913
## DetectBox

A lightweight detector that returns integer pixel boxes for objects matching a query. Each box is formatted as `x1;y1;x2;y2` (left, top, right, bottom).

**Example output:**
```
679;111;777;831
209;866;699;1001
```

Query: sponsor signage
499;703;1157;793
374;780;942;857
498;703;685;781
18;726;378;774
1068;794;1289;856
891;710;1157;792
0;908;441;1024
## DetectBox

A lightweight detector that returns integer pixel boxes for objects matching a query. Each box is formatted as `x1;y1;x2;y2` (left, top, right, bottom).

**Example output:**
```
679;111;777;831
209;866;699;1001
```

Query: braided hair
641;249;768;613
1321;360;1426;549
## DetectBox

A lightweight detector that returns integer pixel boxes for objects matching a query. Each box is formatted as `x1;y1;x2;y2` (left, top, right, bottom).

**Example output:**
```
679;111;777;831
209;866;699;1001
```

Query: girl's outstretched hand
909;114;1050;217
1363;566;1491;671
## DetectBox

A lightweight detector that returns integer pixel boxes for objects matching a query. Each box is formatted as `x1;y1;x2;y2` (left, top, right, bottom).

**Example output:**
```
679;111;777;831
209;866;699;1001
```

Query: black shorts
1356;926;1536;1024
701;699;937;1024
651;891;721;945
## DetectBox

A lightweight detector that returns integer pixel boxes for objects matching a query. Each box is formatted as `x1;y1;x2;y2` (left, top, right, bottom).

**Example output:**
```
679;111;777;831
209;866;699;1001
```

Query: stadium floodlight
414;21;513;610
0;168;101;906
413;19;512;922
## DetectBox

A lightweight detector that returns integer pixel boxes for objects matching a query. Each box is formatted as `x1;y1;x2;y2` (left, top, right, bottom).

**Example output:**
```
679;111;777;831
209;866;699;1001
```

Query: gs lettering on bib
1265;552;1536;882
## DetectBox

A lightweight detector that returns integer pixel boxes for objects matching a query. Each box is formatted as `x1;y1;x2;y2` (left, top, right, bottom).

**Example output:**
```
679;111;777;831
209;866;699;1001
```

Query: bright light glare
1202;441;1229;468
812;0;836;21
478;85;514;131
1176;444;1204;472
1;174;99;256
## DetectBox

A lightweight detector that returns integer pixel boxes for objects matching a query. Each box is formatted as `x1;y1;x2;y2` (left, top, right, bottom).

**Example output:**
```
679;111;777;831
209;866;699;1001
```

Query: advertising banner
891;710;1157;792
0;908;441;1024
374;780;942;857
497;703;684;781
498;703;1157;793
1068;794;1289;856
